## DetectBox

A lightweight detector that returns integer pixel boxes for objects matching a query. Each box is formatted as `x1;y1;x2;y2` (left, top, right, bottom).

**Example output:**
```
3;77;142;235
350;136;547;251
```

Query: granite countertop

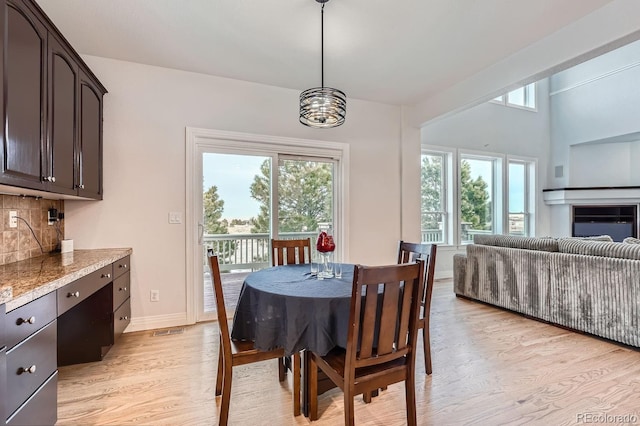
0;248;132;311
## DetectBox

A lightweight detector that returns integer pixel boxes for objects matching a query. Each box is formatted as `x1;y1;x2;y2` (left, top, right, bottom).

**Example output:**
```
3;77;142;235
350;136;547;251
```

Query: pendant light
299;0;346;128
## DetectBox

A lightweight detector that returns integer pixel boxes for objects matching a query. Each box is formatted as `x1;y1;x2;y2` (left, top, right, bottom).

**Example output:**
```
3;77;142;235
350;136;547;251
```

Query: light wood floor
57;279;640;425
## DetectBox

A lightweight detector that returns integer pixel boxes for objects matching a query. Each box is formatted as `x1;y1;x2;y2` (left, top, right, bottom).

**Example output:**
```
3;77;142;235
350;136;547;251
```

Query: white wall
420;79;553;278
550;40;640;188
65;56;406;330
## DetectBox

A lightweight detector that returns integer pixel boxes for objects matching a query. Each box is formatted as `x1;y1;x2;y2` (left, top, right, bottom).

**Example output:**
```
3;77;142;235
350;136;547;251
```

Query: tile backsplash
1;195;64;265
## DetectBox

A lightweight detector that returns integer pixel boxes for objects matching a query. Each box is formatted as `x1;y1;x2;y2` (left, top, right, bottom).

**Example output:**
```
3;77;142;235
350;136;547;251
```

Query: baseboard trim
124;313;192;333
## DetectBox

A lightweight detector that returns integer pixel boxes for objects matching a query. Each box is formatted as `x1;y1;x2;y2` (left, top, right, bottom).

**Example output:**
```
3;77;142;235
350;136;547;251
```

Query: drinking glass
334;262;342;279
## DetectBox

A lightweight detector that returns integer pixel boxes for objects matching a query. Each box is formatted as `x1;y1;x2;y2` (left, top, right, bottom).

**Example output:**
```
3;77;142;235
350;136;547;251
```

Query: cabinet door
1;0;47;189
47;34;78;196
78;71;103;199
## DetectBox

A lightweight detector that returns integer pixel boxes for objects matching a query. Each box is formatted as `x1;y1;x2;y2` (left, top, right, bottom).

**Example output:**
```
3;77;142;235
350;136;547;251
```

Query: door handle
198;222;204;245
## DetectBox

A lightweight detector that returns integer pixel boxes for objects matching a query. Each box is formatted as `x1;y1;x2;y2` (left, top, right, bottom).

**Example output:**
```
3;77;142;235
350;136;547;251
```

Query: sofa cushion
472;234;559;252
623;236;640;244
567;235;614;242
558;239;640;260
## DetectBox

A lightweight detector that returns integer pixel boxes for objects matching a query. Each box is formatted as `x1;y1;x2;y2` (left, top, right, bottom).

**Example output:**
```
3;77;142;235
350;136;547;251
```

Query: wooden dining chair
308;261;425;425
209;255;301;425
270;238;310;386
271;238;311;266
397;241;437;374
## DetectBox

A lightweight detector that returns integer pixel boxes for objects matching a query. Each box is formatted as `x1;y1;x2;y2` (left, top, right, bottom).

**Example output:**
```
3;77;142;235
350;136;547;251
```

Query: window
508;160;534;237
421;147;536;245
491;83;536;110
459;155;499;243
421;152;447;244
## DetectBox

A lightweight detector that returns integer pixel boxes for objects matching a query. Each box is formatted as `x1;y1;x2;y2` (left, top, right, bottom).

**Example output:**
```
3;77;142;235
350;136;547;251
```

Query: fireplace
572;205;638;242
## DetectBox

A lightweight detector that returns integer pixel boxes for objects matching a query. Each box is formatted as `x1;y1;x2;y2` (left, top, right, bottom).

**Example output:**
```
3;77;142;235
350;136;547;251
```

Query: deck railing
206;228;509;272
203;231;317;272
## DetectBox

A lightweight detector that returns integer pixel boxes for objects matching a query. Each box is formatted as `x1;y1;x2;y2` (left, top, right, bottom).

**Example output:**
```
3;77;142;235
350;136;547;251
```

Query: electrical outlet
9;211;17;228
150;290;160;302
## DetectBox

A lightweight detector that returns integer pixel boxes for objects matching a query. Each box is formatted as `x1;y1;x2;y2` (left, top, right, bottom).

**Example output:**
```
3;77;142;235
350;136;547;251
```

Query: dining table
230;262;356;417
231;263;355;356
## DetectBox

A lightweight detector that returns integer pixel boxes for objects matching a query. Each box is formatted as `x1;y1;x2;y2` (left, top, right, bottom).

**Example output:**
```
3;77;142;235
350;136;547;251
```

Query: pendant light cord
321;3;324;88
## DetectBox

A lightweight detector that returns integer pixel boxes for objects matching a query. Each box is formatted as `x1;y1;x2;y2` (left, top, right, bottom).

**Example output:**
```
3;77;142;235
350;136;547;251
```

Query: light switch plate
168;212;182;224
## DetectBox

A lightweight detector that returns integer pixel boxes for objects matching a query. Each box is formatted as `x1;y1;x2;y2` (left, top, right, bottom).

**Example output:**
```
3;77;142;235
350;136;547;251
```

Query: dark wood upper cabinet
2;0;47;190
0;0;106;199
78;72;103;199
48;34;78;196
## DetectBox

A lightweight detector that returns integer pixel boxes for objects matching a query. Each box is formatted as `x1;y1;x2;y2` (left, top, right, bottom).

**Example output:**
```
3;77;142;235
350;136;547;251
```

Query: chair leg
423;325;432;375
278;357;286;382
215;342;224;396
363;391;372;404
344;388;355;426
309;356;318;421
405;374;417;426
293;352;301;416
219;360;233;426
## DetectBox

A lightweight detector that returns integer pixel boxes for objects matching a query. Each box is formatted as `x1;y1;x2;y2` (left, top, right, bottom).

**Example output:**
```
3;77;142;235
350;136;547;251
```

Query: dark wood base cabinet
3;255;131;425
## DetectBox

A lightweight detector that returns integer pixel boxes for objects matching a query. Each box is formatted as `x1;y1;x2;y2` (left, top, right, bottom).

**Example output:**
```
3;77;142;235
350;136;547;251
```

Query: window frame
421;146;537;246
490;82;537;111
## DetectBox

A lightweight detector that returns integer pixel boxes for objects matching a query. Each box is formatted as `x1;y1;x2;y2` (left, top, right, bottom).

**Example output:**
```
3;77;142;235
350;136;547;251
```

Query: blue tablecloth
231;263;355;356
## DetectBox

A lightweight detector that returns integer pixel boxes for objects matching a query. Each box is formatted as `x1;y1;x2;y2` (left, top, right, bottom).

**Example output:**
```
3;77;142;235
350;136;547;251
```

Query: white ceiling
36;0;614;106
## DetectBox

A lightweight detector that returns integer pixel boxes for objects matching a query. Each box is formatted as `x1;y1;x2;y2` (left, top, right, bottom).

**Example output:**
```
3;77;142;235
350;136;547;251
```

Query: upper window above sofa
491;83;537;111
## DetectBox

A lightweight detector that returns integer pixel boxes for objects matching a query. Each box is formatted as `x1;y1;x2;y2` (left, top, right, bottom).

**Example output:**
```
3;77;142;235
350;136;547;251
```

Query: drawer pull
18;316;36;325
19;365;37;374
102;273;111;279
68;291;80;298
120;316;129;321
119;264;128;269
119;287;128;292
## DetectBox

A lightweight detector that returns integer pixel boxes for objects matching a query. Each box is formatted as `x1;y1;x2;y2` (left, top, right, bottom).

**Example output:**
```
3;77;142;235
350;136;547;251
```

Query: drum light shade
299;86;346;128
299;0;346;128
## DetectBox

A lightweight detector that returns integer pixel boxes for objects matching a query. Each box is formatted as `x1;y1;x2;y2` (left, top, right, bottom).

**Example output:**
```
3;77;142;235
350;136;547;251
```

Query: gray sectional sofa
454;234;640;348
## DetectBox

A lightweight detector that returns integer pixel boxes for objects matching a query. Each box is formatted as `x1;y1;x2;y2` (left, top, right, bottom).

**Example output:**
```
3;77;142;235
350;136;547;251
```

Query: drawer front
6;371;57;426
57;264;113;315
6;292;56;350
113;300;131;340
113;255;130;279
6;321;57;416
113;272;130;311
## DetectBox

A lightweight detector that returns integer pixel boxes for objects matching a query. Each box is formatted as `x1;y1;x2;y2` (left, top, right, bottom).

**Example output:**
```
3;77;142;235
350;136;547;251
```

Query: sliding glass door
196;150;339;322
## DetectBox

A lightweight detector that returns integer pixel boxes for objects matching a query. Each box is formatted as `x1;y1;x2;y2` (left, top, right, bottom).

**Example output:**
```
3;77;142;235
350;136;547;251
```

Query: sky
203;153;266;220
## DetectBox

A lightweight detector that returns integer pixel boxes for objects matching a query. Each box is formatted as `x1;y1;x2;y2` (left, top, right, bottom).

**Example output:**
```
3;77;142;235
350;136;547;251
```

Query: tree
249;159;333;233
203;185;228;234
203;185;235;257
459;160;491;230
421;155;443;230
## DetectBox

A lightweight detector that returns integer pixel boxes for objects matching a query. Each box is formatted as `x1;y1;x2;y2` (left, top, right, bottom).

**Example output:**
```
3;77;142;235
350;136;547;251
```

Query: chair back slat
396;275;415;351
377;282;401;355
208;255;232;354
358;285;379;359
271;238;311;266
349;261;425;369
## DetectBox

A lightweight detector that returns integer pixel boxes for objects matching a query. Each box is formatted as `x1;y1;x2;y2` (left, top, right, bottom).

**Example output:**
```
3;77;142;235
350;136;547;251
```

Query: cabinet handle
119;264;127;269
120;316;129;321
102;273;111;279
119;287;127;292
18;316;36;325
68;291;80;298
20;365;37;374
